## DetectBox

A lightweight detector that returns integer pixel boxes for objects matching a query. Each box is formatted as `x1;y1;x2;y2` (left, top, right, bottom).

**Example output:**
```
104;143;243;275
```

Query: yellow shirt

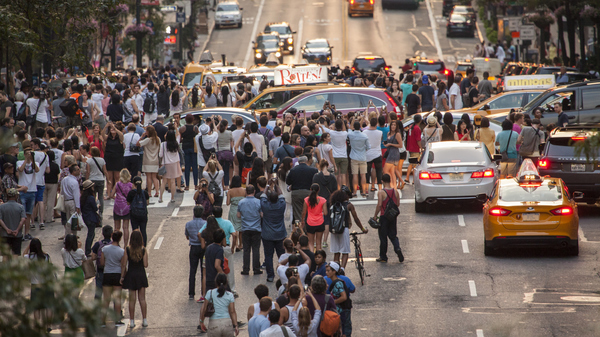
475;127;496;155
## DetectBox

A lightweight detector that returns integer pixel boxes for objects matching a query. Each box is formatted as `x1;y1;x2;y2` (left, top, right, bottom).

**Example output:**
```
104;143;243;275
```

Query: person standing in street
417;75;435;112
328;119;349;189
17;147;38;240
373;174;404;263
286;156;318;223
556;102;569;127
477;72;493;101
449;75;463;110
347;121;371;197
121;230;149;329
0;188;27;257
185;205;207;301
260;177;288;283
238;185;263;276
248;297;272;337
259;309;296;337
212;207;238;296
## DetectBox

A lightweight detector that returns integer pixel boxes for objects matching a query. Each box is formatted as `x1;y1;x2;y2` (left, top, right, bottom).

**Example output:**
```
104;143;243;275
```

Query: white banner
274;66;328;86
504;75;555;91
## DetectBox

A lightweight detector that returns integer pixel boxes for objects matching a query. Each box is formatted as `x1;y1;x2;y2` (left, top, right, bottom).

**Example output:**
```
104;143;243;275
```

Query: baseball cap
422;75;429;85
328;261;340;273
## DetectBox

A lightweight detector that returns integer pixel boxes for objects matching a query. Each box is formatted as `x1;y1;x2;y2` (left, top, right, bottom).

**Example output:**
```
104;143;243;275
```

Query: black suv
518;80;600;126
264;22;296;54
352;55;391;75
538;125;600;204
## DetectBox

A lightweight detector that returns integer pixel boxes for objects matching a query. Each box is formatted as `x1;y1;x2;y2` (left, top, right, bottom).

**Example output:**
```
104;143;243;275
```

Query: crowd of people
0;54;556;336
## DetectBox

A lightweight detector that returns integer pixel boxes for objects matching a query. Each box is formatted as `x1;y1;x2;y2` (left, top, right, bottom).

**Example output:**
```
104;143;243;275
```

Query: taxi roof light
516;159;543;185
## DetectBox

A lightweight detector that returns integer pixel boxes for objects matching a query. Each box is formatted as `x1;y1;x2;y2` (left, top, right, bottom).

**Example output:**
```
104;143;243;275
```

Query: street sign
508;17;521;32
160;5;177;12
145;20;154;28
176;12;186;23
519;25;536;40
141;0;160;5
511;31;520;38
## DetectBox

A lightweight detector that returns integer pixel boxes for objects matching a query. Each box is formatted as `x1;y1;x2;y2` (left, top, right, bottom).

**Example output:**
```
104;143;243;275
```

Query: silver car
215;1;243;29
413;141;498;212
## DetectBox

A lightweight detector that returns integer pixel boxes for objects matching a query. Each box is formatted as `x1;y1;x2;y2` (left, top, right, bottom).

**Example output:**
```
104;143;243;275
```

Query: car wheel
215;24;220;29
567;242;579;256
484;241;494;256
238;22;242;28
348;11;352;17
446;32;450;38
414;196;426;213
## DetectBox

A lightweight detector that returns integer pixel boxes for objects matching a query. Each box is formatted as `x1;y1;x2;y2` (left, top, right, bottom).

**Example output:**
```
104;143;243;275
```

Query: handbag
217;150;234;162
368;217;381;229
69;252;95;280
128;133;141;153
54;194;66;212
223;257;230;274
158;142;167;176
500;129;517;162
205;289;215;317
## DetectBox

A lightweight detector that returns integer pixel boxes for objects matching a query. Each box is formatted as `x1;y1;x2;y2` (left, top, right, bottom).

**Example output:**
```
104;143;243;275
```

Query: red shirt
88;135;104;157
406;125;422;153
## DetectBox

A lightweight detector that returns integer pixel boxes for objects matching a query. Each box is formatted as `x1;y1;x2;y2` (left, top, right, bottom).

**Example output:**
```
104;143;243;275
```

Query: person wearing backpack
194;178;215;220
142;83;157;126
203;158;224;207
81;180;101;256
329;187;367;269
325;262;351;337
126;176;150;246
372;174;404;263
91;225;113;300
305;275;338;337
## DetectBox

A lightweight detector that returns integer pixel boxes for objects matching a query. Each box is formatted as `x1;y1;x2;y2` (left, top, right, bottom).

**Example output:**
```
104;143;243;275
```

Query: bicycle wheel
354;241;366;286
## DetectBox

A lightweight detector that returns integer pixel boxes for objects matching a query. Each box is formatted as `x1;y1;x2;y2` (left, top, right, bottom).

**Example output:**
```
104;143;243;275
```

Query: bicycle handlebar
349;231;367;236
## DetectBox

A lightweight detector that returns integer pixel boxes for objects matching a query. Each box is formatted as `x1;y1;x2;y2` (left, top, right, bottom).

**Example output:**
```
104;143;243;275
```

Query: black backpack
14;103;27;121
329;201;348;234
207;172;221;197
130;192;147;218
143;93;155;114
382;189;400;221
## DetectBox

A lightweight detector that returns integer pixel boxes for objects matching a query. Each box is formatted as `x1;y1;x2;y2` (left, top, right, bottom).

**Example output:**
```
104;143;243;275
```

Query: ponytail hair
133;176;143;194
215;273;229;297
308;183;320;208
219;119;228;133
191;87;199;107
171;90;180;107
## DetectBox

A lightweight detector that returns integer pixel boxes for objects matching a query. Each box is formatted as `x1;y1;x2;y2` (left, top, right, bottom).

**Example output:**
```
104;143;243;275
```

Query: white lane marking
461;240;470;253
242;0;266;67
117;324;127;336
578;226;588;242
409;32;424;47
350;199;415;206
154;237;164;250
412;14;417;28
424;0;444;61
476;329;484;337
420;32;435;47
448;39;454;49
295;17;304;64
458;215;465;227
180;191;196;207
469;280;477;297
171;207;179;217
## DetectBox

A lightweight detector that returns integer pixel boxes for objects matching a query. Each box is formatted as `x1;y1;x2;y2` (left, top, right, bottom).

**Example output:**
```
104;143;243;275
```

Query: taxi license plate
359;4;364;7
571;164;586;172
522;213;540;221
449;173;463;182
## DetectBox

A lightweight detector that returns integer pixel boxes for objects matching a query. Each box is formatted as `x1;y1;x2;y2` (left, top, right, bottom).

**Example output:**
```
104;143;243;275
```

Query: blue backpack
130;192;147;218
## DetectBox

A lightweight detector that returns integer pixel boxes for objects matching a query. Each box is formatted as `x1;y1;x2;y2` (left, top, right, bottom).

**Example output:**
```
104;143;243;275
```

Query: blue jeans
188;245;204;296
341;309;352;336
183;148;198;187
95;269;104;299
262;238;285;279
378;215;401;261
20;192;36;214
220;159;231;187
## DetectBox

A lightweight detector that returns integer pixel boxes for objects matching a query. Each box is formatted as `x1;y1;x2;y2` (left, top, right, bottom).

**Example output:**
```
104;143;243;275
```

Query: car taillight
350;0;354;4
471;169;494;178
489;207;511;216
414;70;422;74
384;91;399;112
352;67;356;71
419;172;442;180
385;66;389;70
538;159;549;168
550;207;573;216
369;0;374;4
571;136;586;141
444;69;449;75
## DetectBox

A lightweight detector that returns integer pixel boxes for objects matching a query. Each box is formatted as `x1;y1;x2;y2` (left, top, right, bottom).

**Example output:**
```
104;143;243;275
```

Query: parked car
413;141;499;212
276;87;402;117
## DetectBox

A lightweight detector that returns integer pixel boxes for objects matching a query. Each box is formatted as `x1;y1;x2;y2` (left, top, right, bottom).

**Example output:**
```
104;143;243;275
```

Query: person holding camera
194;178;215;220
277;244;312;287
260;177;287;283
25;88;51;135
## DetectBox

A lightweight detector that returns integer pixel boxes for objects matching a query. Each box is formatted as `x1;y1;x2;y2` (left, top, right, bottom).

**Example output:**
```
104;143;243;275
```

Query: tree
0;245;111;337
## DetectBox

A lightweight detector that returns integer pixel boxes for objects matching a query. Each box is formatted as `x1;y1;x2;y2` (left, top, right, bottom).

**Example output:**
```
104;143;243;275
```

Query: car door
578;86;600;124
289;92;330;115
482;92;523;114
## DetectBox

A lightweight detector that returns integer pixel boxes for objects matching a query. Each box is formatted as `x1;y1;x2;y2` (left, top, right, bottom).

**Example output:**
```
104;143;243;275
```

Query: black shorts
2;236;22;255
102;273;122;287
399;151;407;160
306;223;325;234
113;212;131;221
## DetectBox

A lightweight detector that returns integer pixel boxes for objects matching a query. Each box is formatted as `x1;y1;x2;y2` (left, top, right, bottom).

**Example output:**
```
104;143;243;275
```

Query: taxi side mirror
483;104;491;111
250;103;257;110
572;191;584;200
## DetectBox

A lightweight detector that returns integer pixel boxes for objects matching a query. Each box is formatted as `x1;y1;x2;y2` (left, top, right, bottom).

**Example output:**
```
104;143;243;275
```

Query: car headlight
275;52;281;57
255;52;262;58
287;38;293;44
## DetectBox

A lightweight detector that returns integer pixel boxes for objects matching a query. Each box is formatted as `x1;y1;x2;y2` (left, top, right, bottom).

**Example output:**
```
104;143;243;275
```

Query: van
473;57;502;91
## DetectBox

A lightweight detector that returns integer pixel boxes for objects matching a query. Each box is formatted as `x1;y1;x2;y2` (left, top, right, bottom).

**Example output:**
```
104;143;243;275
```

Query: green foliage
486;26;498;44
0;244;109;337
574;132;600;163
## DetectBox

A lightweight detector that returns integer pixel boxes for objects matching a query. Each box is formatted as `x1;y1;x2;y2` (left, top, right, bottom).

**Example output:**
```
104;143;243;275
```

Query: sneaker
39;223;45;230
142;319;148;327
23;234;32;241
266;277;274;282
375;258;387;263
240;271;250;275
189;296;195;301
254;270;263;275
30;223;35;229
115;321;125;326
322;242;328;248
261;262;266;269
130;320;135;328
396;249;405;263
196;297;205;303
233;292;239;299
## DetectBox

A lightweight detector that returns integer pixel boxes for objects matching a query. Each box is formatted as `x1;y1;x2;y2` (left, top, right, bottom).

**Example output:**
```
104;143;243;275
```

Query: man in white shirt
259;310;296;337
31;139;50;230
132;84;144;116
196;124;218;172
60;164;81;239
25;89;50;134
363;118;383;191
91;83;106;129
449;75;463;110
248;123;266;160
328;119;349;188
276;251;311;287
17;147;39;241
496;44;506;64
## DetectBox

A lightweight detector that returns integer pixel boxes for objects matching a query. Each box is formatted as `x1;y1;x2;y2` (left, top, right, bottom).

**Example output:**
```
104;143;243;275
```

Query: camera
291;267;298;275
202;182;208;188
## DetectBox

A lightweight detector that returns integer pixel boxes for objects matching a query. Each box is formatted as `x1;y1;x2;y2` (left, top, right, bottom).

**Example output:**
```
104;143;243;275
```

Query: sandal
154;193;159;198
370;187;377;192
404;179;410;183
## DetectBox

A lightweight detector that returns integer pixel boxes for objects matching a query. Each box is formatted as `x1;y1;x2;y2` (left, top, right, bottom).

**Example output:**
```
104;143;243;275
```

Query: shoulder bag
158;143;167;176
383;189;400;221
69;251;95;280
205;289;215;317
420;129;437;148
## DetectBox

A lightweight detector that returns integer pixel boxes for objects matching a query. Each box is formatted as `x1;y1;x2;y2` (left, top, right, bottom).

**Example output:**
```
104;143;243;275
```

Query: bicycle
349;231;368;286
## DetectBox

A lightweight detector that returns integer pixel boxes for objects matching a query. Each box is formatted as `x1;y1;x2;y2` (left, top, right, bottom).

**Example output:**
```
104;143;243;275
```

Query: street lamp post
136;0;143;68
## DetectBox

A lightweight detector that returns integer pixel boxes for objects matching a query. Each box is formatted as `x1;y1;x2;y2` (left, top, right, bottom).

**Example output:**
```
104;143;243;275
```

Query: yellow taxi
348;0;374;17
483;159;579;256
452;89;544;116
454;61;473;78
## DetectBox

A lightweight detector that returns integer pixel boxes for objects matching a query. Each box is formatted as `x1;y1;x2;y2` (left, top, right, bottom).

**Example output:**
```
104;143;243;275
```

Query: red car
275;87;402;117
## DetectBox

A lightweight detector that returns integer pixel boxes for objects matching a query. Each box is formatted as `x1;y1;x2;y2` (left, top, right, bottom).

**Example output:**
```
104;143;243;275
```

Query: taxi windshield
499;181;562;202
266;26;291;35
183;72;202;88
